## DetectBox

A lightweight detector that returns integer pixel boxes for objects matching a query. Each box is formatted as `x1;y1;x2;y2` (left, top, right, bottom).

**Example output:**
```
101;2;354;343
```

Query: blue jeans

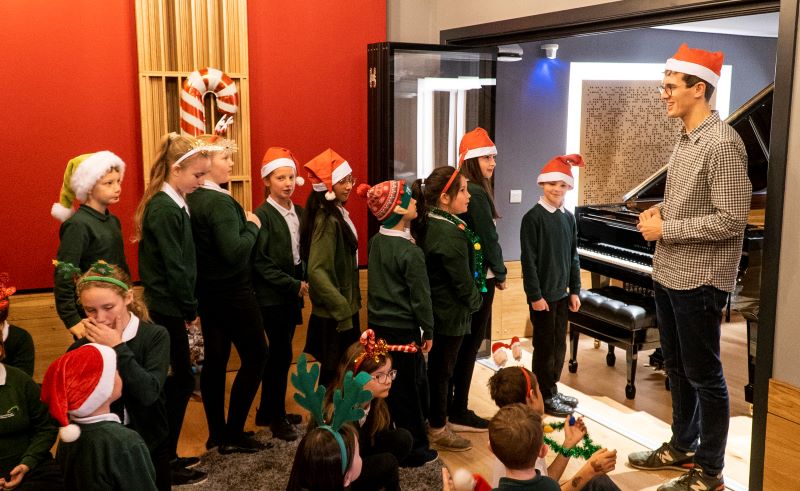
654;282;729;475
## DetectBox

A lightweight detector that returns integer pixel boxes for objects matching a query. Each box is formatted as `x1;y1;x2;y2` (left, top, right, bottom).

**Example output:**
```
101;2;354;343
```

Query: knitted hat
51;151;126;222
0;273;15;312
41;343;118;442
458;127;496;166
665;43;724;87
537;154;585;189
355;180;412;228
261;147;305;186
304;148;353;201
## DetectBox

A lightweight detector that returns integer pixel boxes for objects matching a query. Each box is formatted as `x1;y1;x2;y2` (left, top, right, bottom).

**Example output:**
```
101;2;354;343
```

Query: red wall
247;0;386;265
0;1;143;290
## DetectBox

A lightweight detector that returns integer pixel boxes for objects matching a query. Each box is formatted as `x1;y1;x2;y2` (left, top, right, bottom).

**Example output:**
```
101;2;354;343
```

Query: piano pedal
593;339;601;349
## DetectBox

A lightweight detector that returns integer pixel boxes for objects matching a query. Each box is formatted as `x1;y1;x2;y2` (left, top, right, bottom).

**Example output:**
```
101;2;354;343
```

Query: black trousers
199;287;268;442
149;311;195;460
304;314;361;387
150;443;172;491
351;428;413;491
371;325;431;457
258;304;299;421
530;296;569;399
427;333;464;428
449;278;496;415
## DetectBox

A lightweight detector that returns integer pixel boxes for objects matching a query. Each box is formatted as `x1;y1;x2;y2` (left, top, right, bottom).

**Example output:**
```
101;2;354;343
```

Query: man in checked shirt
629;44;750;491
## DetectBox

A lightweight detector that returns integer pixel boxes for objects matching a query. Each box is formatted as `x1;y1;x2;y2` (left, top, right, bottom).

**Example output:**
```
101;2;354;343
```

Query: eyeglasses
657;84;686;96
371;369;397;384
338;175;357;185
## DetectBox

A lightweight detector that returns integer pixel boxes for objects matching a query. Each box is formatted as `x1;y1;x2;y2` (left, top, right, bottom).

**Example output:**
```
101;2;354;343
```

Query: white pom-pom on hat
296;175;305;186
452;469;476;491
59;423;82;443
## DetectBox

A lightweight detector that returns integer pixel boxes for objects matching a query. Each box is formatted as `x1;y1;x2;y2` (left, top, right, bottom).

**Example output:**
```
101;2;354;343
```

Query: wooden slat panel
768;378;800;426
764;412;800;490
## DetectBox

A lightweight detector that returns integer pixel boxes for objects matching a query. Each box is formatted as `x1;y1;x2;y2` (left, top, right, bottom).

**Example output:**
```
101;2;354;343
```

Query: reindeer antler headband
353;329;418;372
0;273;16;311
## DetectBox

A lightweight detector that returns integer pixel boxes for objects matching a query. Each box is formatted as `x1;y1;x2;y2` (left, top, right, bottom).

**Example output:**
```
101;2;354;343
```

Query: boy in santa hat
632;44;749;491
41;343;156;490
520;154;584;418
51;151;129;339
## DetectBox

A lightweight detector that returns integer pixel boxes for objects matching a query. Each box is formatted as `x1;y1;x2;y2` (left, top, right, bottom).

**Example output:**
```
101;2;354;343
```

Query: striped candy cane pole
180;67;239;136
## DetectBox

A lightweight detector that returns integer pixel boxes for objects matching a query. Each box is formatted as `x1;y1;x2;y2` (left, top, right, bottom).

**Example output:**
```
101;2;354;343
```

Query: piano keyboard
578;246;653;275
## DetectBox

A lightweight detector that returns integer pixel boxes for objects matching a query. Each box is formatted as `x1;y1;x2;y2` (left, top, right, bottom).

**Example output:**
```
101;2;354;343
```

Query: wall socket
509;189;522;203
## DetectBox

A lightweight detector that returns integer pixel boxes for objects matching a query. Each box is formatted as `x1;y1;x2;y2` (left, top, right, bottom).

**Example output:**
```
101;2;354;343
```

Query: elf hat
458;127;497;166
665;43;724;88
355;180;412;228
260;147;305;186
537;154;585;189
304;148;353;201
0;273;15;312
41;343;117;442
51;151;126;222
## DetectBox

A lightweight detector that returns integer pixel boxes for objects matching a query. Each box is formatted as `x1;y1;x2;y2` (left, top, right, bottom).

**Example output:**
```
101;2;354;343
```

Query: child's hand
1;464;29;489
68;321;87;339
587;448;617;475
421;339;433;353
84;317;123;348
298;281;309;297
569;294;581;312
563;416;587;448
246;211;262;228
531;298;549;311
496;281;507;290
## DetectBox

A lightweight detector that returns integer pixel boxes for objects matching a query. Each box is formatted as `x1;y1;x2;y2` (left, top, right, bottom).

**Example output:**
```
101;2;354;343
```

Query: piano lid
622;83;774;205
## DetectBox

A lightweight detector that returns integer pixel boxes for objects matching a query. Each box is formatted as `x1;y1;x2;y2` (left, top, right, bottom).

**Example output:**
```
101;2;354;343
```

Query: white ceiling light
497;44;523;62
541;43;559;59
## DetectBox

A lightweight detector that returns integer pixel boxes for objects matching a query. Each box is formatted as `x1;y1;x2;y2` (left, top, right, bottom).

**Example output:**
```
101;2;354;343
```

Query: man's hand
638;207;661;222
531;298;549;311
638;213;664;241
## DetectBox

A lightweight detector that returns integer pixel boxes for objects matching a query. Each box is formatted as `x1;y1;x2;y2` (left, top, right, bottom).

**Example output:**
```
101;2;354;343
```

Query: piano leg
568;327;579;373
607;345;616;367
625;345;638;399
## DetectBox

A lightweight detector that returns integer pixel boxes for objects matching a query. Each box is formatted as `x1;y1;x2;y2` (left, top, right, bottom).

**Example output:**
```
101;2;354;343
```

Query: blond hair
75;264;151;322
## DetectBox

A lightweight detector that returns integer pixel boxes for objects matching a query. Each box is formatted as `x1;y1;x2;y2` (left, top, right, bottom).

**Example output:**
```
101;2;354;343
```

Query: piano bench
567;286;660;399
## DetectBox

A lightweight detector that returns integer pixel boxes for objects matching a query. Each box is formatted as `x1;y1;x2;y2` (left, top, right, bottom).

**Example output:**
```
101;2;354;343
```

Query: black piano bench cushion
577;286;657;331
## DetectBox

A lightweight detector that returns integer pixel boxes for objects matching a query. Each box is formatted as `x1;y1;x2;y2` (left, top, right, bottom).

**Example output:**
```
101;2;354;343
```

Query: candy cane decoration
180;67;239;136
353;329;418;371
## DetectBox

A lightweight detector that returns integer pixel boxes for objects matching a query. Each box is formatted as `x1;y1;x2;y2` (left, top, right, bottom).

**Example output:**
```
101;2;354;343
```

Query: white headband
172;145;224;168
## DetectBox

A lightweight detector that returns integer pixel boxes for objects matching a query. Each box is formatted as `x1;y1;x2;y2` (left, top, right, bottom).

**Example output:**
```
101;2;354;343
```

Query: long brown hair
460;157;500;219
75;263;151;322
299;191;358;263
132;133;206;241
410;166;464;248
286;424;357;491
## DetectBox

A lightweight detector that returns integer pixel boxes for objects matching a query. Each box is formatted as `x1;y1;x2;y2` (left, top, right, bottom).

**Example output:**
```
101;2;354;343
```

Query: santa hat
452;469;492;491
537;154;585;189
41;343;117;442
304;148;353;201
492;342;509;367
0;273;15;312
51;151;126;222
355;180;412;228
458;127;496;166
261;147;305;186
665;43;724;88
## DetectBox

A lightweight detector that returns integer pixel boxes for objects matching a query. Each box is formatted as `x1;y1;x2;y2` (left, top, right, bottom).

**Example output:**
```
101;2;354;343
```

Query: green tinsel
542;421;602;460
429;207;487;292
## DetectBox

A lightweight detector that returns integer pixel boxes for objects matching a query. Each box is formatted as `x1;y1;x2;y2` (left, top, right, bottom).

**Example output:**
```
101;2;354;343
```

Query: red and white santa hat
458;127;497;167
304;148;353;201
665;43;724;88
261;147;305;186
40;343;117;442
537;154;585;189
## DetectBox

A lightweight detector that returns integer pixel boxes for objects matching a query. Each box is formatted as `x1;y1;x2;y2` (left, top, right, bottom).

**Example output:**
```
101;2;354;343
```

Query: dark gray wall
494;28;777;260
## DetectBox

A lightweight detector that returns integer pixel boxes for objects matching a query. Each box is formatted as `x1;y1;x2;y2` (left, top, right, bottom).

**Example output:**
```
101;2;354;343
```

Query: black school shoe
448;409;489;432
171;456;201;470
171;467;208;486
270;418;299;441
543;397;575;417
219;434;273;455
555;392;579;407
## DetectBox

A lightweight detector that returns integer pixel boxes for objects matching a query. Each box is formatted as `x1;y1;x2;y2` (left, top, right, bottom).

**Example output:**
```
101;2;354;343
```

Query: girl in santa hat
300;148;362;387
252;147;308;441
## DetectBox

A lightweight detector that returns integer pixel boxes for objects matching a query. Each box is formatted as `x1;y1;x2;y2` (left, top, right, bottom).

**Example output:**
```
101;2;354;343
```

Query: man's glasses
371;369;398;384
657;84;686;96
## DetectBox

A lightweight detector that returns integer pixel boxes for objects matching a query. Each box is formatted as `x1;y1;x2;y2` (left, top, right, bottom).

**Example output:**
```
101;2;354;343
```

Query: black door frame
438;1;797;489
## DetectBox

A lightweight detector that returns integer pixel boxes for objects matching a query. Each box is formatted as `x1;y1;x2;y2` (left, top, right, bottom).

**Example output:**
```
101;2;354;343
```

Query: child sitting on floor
0;273;35;376
488;367;619;490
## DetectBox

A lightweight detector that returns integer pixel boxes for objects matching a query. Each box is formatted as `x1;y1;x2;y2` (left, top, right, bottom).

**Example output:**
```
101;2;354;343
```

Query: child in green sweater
42;343;156;491
520;155;585;418
300;149;362;387
133;133;211;485
357;178;437;465
253;147;308;441
0;274;35;377
51;151;129;339
411;166;482;452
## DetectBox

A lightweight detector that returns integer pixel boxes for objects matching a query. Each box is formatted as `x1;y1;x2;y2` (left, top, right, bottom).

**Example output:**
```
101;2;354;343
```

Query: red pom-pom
355;183;372;199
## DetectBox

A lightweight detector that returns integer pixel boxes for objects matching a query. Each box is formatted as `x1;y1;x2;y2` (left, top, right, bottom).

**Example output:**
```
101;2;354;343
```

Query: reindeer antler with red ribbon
353;329;418;372
0;273;16;312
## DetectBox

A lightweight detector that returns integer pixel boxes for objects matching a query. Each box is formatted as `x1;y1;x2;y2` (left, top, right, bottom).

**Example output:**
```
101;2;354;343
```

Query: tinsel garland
542;421;602;460
429;207;487;292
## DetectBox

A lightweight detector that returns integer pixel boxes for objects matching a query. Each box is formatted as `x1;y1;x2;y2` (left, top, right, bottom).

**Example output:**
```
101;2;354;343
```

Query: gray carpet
174;428;444;490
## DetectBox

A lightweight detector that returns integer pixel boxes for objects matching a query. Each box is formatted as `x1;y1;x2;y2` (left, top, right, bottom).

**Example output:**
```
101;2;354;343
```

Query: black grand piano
574;84;772;401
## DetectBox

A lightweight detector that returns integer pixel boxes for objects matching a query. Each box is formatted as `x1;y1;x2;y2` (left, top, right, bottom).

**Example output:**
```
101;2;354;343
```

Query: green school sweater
0;364;57;476
421;217;482;337
3;324;34;377
367;231;434;339
460;183;507;282
307;213;361;331
138;192;198;321
57;419;156;491
494;475;560;491
186;187;259;292
252;200;305;307
520;204;581;303
55;205;129;328
72;319;169;451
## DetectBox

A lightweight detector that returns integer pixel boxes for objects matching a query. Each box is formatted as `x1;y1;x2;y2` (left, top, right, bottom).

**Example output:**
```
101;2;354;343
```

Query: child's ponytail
410;178;428;247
